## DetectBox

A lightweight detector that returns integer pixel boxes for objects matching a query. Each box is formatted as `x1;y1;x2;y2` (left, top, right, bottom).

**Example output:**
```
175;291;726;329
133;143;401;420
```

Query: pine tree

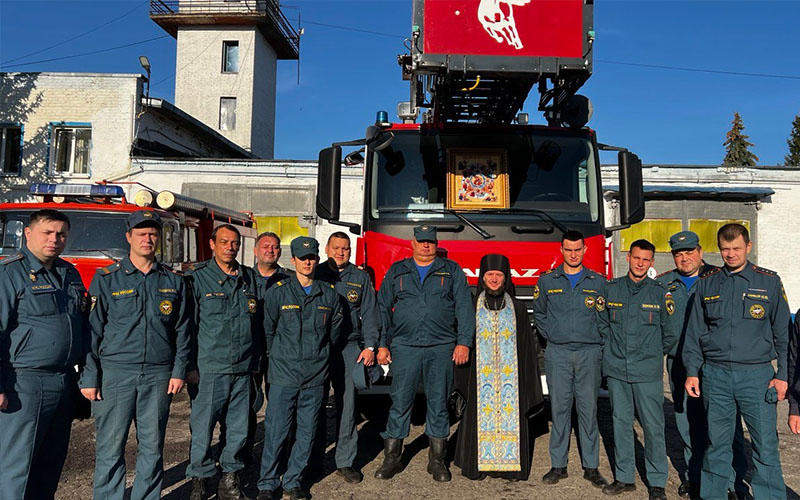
783;114;800;167
722;112;758;167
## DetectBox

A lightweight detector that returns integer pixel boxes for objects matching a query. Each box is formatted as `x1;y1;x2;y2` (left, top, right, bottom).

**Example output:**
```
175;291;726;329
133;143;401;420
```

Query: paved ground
57;386;800;500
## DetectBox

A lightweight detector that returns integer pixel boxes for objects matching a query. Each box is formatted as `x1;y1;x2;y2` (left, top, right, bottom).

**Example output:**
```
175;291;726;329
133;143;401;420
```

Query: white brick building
0;72;252;202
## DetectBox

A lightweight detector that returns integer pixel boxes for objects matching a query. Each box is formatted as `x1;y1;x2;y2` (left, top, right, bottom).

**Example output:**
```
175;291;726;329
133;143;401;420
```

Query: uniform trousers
607;377;669;487
544;344;602;469
258;383;325;491
701;362;785;500
382;343;454;440
0;370;75;500
667;356;748;489
187;373;250;478
92;370;172;500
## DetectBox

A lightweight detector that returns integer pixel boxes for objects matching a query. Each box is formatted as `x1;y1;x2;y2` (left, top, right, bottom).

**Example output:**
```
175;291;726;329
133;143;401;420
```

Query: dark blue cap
352;360;382;391
290;236;319;257
413;224;437;242
127;209;161;230
669;231;700;251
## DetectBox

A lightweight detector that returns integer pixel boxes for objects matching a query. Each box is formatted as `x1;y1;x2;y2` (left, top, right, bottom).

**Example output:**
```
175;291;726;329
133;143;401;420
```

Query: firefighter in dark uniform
597;239;678;500
185;224;260;500
532;230;609;488
311;231;380;483
684;223;789;500
219;231;288;464
656;230;748;499
0;209;87;499
257;236;343;500
374;225;475;482
790;310;800;435
80;209;191;500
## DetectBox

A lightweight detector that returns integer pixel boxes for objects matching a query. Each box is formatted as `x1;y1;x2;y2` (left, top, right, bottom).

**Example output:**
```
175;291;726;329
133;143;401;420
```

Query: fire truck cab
0;183;256;288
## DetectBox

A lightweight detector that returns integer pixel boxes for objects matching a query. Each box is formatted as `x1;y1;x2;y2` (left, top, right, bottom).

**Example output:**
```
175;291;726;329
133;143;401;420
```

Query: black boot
427;437;451;482
374;438;404;479
217;472;247;500
542;467;568;485
189;478;209;500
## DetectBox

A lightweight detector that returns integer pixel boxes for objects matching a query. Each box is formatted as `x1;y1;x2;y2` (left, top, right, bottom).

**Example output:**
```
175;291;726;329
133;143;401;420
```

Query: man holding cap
656;231;747;499
257;236;343;500
374;225;474;482
80;209;191;500
311;231;380;484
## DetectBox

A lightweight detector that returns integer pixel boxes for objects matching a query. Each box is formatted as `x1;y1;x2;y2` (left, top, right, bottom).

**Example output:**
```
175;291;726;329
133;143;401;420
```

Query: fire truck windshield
369;128;600;224
0;210;129;259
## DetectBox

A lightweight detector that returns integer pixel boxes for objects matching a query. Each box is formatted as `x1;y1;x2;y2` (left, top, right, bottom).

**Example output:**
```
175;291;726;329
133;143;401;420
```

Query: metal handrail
149;0;299;54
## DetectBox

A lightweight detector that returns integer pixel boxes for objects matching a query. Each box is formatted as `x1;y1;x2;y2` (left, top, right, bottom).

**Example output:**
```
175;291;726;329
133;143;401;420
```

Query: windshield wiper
479;208;570;235
379;209;494;240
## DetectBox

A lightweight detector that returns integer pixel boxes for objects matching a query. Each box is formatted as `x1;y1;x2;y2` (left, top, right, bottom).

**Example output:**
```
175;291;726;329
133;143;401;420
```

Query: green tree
722;112;758;167
783;114;800;167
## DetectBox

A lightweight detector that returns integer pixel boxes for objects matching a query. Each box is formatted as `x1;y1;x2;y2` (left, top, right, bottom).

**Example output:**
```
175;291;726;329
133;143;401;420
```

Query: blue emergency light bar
29;183;125;198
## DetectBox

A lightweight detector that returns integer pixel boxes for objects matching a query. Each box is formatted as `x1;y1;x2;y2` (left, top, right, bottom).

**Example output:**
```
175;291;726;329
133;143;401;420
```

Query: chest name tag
30;284;55;293
158;288;177;294
582;289;598;294
433;271;450;276
112;289;135;297
641;303;660;310
608;302;624;308
703;295;720;302
317;305;332;311
346;282;362;289
282;304;300;310
547;288;564;294
746;293;769;301
205;292;226;298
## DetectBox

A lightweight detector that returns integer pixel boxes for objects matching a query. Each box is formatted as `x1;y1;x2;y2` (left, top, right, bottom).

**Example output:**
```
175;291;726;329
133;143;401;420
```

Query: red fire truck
0;183;256;287
315;0;644;302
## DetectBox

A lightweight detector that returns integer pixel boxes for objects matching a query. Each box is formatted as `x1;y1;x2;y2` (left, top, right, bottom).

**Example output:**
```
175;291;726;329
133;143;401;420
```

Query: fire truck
316;0;644;300
0;183;256;287
314;1;645;396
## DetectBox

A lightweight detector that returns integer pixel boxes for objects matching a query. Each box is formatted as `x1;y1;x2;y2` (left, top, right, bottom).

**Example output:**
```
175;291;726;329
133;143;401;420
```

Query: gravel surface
57;389;800;500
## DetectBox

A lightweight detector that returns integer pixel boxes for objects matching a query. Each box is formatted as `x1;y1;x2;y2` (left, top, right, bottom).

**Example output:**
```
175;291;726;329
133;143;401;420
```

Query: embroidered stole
475;291;521;471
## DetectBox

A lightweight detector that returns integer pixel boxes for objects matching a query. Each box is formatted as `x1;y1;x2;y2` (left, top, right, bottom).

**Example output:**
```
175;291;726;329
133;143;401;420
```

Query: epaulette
753;265;778;277
186;261;208;273
0;253;23;265
540;268;555;276
656;269;674;279
98;262;122;275
276;279;287;287
700;267;721;279
327;283;335;289
169;267;185;276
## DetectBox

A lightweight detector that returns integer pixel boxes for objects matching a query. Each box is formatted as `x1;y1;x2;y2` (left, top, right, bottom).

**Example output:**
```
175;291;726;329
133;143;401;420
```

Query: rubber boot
189;478;209;500
374;438;404;479
427;437;451;482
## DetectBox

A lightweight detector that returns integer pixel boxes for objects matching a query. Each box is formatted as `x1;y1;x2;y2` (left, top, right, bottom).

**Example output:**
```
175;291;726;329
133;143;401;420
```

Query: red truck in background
0;183;256;288
315;0;645;303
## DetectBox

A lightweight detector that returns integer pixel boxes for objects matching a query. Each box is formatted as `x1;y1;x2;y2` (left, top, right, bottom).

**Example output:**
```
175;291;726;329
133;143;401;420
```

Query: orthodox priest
453;254;544;480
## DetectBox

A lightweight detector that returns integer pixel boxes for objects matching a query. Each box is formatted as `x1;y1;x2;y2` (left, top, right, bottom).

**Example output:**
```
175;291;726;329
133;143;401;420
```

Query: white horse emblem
477;0;532;50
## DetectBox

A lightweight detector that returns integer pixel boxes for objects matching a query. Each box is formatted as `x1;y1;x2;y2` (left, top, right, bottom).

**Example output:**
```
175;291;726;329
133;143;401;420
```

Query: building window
222;41;239;73
0;125;22;175
219;97;237;131
619;219;683;253
50;125;91;175
688;219;751;252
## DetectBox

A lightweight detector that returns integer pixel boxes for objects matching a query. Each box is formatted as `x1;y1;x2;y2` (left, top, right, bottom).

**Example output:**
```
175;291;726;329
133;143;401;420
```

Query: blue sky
2;0;799;165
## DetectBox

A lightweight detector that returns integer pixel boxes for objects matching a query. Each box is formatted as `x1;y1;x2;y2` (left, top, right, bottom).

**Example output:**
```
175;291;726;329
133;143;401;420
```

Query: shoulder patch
700;267;721;279
0;253;23;265
753;265;777;277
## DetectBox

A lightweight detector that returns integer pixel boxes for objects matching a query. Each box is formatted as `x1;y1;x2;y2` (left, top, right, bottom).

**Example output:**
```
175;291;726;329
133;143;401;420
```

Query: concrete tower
150;1;299;158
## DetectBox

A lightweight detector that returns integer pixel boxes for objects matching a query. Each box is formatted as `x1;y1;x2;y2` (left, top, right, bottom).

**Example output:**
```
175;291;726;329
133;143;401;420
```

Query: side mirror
365;125;394;151
317;146;342;221
618;151;645;226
